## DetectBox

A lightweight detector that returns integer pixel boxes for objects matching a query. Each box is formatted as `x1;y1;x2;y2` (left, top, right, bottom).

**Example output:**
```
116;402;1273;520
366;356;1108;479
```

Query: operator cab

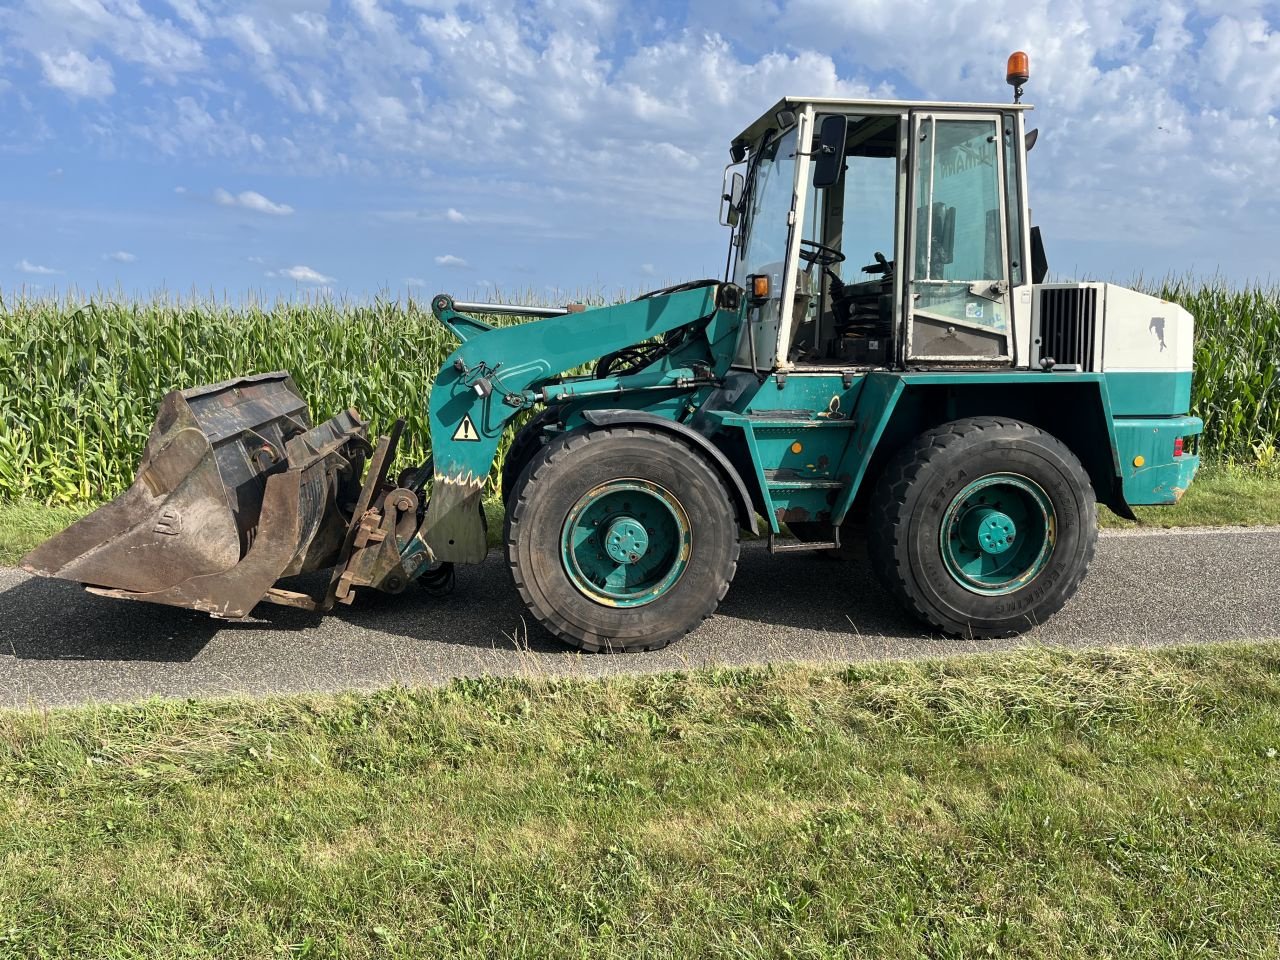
724;96;1034;373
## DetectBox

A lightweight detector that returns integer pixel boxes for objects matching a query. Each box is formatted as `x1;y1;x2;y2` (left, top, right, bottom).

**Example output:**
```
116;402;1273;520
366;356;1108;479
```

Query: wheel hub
560;479;691;608
940;473;1055;595
961;507;1017;555
604;517;649;564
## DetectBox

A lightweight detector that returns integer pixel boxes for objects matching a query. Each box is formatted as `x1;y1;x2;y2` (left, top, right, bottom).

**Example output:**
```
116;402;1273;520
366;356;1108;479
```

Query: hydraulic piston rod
450;300;576;318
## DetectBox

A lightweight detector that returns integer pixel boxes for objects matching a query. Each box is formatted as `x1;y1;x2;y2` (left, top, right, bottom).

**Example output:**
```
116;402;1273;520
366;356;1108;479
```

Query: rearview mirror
811;115;848;188
719;169;745;227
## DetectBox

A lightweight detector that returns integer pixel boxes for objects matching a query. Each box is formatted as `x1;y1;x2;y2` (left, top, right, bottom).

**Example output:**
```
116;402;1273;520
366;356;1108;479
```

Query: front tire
868;417;1097;637
501;406;561;505
505;426;740;652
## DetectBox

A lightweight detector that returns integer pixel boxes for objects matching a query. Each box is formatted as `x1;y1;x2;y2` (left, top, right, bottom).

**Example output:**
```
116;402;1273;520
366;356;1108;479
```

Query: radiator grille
1037;287;1098;370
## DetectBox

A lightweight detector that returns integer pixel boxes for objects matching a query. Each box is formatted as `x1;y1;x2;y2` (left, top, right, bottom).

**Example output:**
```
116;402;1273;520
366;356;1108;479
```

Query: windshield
734;126;798;288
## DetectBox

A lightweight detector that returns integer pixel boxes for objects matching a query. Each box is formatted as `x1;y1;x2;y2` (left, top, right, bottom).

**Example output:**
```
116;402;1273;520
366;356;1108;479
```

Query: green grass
1099;463;1280;528
3;465;1277;566
1;644;1279;957
0;501;92;566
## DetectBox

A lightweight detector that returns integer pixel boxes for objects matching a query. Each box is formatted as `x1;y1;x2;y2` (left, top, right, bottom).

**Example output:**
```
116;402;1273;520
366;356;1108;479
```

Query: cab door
905;113;1013;362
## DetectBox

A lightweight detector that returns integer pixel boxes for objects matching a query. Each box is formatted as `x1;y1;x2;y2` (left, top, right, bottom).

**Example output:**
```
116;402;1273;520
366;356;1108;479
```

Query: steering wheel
799;239;846;268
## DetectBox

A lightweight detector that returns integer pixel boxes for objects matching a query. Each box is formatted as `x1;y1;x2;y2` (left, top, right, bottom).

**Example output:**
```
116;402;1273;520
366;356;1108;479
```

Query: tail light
1173;437;1184;458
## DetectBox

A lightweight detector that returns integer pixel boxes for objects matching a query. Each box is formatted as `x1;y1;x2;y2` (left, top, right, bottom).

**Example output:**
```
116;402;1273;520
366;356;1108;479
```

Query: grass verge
3;465;1277;565
1;644;1279;958
1099;463;1280;528
0;501;92;566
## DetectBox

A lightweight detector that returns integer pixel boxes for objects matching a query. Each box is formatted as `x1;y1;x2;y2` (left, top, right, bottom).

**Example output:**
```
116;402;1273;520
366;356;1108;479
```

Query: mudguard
580;409;759;535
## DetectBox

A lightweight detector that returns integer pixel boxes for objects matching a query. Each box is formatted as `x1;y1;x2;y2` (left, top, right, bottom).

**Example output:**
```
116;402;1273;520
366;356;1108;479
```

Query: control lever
861;251;891;275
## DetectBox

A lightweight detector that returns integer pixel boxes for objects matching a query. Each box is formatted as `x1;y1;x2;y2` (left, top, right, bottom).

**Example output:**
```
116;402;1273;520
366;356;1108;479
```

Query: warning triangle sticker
453;414;481;442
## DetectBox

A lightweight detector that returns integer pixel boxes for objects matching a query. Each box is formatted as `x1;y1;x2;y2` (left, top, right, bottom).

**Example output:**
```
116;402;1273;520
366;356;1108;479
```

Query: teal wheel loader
23;58;1202;650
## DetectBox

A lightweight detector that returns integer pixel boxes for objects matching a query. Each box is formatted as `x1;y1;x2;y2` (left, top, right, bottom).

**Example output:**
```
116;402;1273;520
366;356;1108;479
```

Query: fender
580;409;760;535
834;370;1140;522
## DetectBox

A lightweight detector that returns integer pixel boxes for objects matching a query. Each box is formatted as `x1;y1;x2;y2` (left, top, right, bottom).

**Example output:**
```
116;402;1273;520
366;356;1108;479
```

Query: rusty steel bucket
22;372;371;618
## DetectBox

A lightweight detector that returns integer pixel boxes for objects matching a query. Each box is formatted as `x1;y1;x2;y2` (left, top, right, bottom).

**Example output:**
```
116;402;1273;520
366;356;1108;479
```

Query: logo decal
1149;317;1167;351
453;414;481;442
153;507;182;536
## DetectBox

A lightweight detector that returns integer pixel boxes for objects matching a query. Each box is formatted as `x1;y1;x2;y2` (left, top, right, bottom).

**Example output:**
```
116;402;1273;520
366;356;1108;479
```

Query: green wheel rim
939;473;1056;595
560;479;691;608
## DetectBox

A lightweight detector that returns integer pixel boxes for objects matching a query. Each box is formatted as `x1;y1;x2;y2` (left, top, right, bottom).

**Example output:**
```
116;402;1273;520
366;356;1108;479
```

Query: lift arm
403;286;744;570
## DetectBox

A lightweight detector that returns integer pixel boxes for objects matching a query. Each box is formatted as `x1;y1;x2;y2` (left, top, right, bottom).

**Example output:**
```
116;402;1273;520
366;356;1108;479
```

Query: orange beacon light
1007;51;1029;102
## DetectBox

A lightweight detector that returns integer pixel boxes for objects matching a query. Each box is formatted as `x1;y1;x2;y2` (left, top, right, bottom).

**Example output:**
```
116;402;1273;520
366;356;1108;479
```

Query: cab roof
731;96;1033;151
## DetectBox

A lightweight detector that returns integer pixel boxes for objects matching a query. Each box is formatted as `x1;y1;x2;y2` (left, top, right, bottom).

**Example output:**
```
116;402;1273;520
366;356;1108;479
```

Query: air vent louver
1037;287;1098;371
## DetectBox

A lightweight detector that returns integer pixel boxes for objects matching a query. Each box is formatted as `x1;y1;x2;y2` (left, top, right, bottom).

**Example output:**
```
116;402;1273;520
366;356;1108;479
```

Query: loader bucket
22;372;369;618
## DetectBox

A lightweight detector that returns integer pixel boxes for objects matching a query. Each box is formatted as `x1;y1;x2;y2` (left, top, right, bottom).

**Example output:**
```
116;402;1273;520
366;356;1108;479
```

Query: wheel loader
23;56;1202;651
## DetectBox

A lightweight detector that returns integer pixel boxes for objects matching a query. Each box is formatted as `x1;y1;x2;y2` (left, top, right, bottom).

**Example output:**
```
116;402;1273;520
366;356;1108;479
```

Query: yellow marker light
751;275;770;299
790;442;803;454
1133;455;1146;467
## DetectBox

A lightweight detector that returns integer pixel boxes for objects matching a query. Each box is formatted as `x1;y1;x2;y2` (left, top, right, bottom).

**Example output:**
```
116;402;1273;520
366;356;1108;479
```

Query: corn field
2;280;1278;503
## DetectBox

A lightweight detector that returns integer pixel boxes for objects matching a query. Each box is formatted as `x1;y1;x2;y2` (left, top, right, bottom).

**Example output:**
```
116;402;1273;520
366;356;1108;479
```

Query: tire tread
867;416;1097;637
504;425;740;652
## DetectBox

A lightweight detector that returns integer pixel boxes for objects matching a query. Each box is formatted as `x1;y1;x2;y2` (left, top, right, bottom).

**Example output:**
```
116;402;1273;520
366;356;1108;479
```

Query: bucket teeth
22;372;369;618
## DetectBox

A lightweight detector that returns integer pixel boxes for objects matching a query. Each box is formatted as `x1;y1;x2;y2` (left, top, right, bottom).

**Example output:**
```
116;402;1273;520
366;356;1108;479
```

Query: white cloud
225;14;272;59
278;265;334;284
136;98;267;158
37;50;114;99
165;0;212;37
403;276;427;286
2;0;1278;283
105;250;136;263
351;0;397;34
16;1;203;85
434;254;468;268
214;188;293;215
16;258;57;275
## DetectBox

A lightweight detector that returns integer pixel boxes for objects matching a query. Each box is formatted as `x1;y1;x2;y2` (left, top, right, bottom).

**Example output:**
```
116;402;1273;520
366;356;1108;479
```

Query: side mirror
811;115;848;188
719;169;745;227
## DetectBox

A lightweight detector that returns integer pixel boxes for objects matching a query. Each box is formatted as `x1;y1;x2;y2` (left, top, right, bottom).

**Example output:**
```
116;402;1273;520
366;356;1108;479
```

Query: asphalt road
2;527;1278;709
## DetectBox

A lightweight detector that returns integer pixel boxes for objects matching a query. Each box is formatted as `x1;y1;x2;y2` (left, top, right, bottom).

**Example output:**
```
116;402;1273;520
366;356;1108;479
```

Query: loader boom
408;285;745;567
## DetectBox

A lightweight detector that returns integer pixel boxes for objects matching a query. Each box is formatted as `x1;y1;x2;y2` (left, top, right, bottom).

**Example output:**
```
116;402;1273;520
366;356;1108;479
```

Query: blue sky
1;0;1278;301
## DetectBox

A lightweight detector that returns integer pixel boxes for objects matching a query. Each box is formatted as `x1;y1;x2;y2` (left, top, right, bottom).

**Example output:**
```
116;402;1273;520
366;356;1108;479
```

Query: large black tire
867;417;1097;637
505;426;740;652
501;407;561;505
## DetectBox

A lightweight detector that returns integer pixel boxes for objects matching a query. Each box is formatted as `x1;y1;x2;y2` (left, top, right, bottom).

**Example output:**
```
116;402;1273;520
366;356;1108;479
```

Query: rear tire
505;426;740;652
867;417;1097;637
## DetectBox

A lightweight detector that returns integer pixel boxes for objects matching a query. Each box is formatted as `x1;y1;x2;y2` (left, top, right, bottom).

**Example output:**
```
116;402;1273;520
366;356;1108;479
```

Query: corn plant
1155;276;1280;464
1;280;1276;504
